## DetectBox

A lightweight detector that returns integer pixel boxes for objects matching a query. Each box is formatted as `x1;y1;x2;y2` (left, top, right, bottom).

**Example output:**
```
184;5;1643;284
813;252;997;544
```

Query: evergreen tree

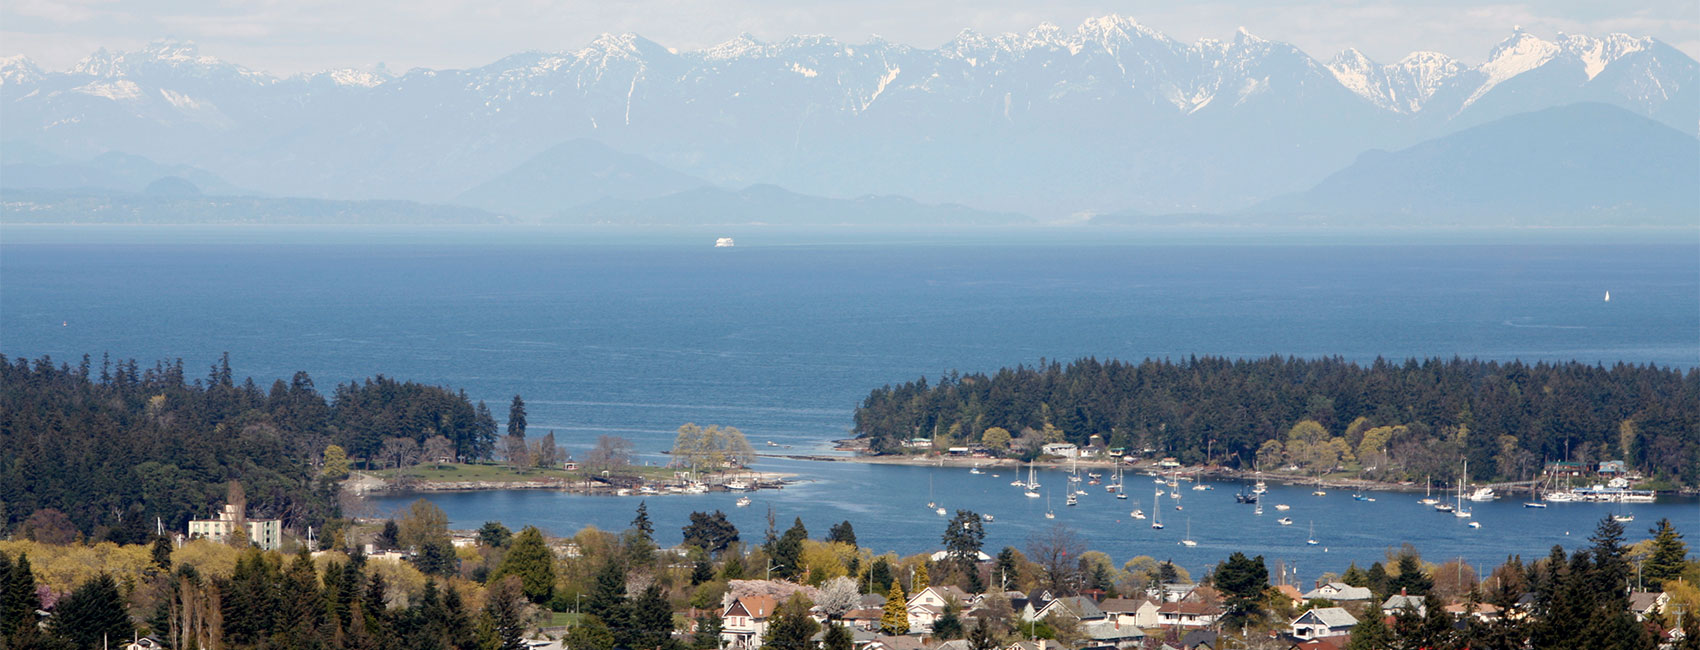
48;574;130;649
507;395;527;438
683;511;740;555
416;538;460;577
771;518;807;581
760;594;819;650
1213;552;1269;630
478;522;513;548
1644;518;1688;591
881;580;909;635
691;560;716;586
495;526;556;604
913;563;930;591
586;558;629;622
1366;561;1391;597
484;576;530;650
630;584;678;650
2;553;42;638
993;548;1020;592
569;615;617;650
692;612;724;650
867;559;894;595
1590;516;1632;612
378;520;401;550
278;548;325;645
151;536;174;570
823;622;853;650
933;600;964;639
827;521;857;547
443;581;478;650
1345;601;1393;650
1389;554;1433;596
966;619;998;650
632;502;655;542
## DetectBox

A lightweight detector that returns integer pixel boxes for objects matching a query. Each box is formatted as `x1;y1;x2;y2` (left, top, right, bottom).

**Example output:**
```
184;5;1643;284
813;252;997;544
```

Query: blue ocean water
3;226;1696;577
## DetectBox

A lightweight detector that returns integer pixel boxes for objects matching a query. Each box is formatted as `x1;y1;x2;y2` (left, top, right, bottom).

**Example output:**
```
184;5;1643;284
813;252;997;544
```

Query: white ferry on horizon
715;237;735;248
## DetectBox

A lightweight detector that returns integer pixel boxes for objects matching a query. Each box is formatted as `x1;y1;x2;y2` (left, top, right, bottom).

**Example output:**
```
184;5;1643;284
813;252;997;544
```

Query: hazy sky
5;0;1696;76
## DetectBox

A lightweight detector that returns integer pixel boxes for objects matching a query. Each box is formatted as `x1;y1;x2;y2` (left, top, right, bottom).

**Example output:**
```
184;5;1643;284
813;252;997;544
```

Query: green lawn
545;611;582;628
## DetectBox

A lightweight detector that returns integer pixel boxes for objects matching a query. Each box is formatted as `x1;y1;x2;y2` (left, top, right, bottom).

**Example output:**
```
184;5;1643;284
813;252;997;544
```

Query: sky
4;0;1697;76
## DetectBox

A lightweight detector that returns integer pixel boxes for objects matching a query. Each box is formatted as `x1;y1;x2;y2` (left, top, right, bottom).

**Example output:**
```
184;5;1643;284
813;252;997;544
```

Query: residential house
1442;602;1503;622
721;595;778;649
1098;598;1161;628
1149;583;1198;603
1290;608;1359;640
187;503;283;551
863;635;927;650
1035;595;1105;623
1079;619;1147;649
1599;460;1627;475
1016;589;1058;621
1301;583;1372;602
1041;443;1079;458
1285;637;1350;650
1275;585;1305;609
1381;594;1426;617
1628;592;1669;622
123;637;166;650
905;585;973;633
1156;601;1222;628
1005;641;1061;650
928;551;994;563
842;608;883;631
1179;630;1218;650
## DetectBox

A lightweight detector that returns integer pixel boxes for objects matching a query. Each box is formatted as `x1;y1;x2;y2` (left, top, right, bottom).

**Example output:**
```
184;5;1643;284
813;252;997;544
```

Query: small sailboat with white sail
1181;519;1197;546
1151;488;1165;529
1306;521;1319;546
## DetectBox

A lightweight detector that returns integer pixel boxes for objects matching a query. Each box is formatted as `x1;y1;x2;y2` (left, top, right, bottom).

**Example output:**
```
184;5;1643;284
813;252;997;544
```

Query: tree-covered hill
853;356;1699;485
0;354;500;542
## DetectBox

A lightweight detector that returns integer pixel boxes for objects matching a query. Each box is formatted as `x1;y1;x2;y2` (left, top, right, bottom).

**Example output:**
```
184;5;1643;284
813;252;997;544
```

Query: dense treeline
0;354;500;539
854;356;1700;484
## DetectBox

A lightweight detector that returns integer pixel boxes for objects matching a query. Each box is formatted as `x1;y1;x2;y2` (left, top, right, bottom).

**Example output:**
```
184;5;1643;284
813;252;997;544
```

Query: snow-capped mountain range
2;16;1694;217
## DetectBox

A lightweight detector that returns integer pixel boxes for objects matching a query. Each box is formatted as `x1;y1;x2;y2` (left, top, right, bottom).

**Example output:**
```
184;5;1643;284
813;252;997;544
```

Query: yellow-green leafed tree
799;541;858;585
172;538;242;577
0;541;153;595
323;444;351;479
912;562;929;591
880;580;909;635
981;427;1012;451
366;557;429;608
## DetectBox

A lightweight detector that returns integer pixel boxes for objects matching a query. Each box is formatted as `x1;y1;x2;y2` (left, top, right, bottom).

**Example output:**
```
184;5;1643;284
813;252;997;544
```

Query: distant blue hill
1;150;247;195
1252;103;1699;226
554;184;1033;226
453;138;709;217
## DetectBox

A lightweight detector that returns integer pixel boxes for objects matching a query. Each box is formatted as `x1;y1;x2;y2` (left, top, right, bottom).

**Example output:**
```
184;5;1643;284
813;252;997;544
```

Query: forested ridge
0;354;500;540
854;356;1700;484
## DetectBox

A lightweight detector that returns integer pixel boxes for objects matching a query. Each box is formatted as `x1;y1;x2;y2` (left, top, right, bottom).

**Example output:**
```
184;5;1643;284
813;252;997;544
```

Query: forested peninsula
853;356;1700;486
0;354;500;542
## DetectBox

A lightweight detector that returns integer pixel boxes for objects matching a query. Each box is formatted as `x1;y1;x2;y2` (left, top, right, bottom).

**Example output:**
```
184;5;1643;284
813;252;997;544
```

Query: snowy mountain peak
1465;30;1561;108
702;33;769;60
0;55;41;85
317;68;390;88
1327;47;1466;113
1557;32;1652;79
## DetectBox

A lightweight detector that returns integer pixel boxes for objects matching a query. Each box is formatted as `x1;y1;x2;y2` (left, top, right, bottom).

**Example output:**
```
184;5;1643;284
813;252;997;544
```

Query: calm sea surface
3;226;1696;578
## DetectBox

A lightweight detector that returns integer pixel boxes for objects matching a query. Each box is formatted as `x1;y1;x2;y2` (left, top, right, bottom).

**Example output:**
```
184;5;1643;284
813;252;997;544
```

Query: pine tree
494;526;556;604
1344;601;1392;650
827;521;857;547
49;574;131;649
881;580;909;635
760;595;819;650
632;501;655;541
587;558;629;621
151;536;174;570
484;576;530;650
443;582;478;650
692;612;724;650
2;553;42;638
1644;518;1688;591
630;584;677;650
823;622;853;650
507;395;527;438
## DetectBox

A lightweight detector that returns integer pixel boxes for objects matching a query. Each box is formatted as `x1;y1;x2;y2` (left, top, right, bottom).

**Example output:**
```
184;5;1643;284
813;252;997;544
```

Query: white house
1290;607;1359;639
1155;601;1221;628
721;595;778;649
1302;582;1372;602
1381;594;1425;618
1098;598;1161;628
906;586;973;633
1040;443;1079;458
187;503;283;551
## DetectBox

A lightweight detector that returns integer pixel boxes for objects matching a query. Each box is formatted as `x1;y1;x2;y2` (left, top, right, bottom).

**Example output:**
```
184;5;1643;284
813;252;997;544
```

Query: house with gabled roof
1156;601;1222;628
721;595;778;649
1302;583;1371;602
1381;594;1425;617
1290;607;1358;639
1079;618;1147;648
1628;591;1669;622
905;585;975;633
1036;595;1105;622
1098;597;1161;628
